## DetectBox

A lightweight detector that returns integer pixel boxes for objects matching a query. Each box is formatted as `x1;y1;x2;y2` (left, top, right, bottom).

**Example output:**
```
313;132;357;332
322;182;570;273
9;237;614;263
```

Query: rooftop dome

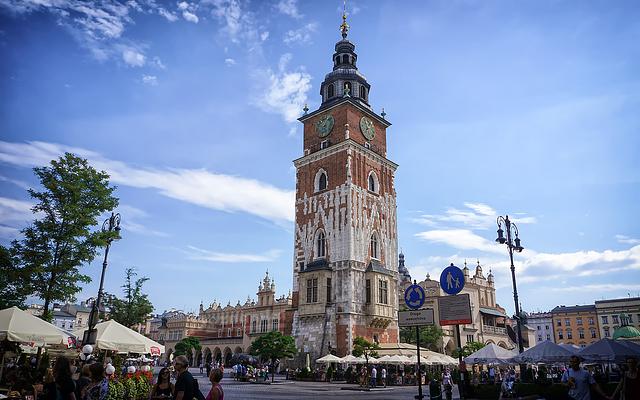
613;325;640;340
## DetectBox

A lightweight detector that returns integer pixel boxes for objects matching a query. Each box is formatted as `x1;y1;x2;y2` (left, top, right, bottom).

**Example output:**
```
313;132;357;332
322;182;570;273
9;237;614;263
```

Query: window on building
237;328;242;336
602;316;608;324
604;327;610;338
78;318;82;325
272;318;279;331
590;328;596;339
537;325;541;331
252;320;256;333
579;328;585;339
319;173;327;191
567;329;573;339
545;325;549;330
612;315;619;324
558;330;563;339
328;83;334;98
557;320;562;327
360;86;367;101
342;55;348;64
576;317;583;325
467;334;474;342
260;320;268;333
69;323;73;329
370;233;378;259
316;231;326;258
378;279;388;305
589;317;594;325
627;314;633;323
365;279;371;304
538;336;542;342
546;334;551;340
368;172;377;192
565;318;571;326
228;328;231;337
61;322;65;329
326;278;332;303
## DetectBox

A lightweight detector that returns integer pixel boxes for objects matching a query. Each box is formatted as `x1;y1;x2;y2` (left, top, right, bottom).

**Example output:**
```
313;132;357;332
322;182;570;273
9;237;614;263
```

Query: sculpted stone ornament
315;114;334;138
359;116;375;140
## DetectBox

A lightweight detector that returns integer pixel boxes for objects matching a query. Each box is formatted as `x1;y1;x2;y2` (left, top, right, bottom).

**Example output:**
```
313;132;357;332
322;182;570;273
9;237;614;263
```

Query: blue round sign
404;284;426;310
440;264;465;295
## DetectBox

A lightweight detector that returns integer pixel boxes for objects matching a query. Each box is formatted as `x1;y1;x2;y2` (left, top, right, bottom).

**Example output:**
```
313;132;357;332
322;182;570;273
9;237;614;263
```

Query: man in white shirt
381;367;387;387
561;356;608;400
370;365;377;388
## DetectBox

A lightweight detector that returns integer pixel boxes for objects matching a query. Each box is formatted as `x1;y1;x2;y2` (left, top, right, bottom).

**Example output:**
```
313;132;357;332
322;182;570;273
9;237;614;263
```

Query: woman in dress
54;357;77;400
150;367;174;398
206;369;224;400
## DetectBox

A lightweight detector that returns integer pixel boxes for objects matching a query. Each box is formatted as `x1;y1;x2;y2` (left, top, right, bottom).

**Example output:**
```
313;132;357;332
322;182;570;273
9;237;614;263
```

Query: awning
480;307;507;318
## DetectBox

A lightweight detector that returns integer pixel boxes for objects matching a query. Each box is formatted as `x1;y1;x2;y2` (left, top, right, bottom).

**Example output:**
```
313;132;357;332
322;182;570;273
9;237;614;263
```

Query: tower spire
340;0;349;39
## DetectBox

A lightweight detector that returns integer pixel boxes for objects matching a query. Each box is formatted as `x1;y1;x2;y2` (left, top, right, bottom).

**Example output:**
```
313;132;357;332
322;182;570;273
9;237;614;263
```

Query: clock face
315;114;334;138
360;116;375;140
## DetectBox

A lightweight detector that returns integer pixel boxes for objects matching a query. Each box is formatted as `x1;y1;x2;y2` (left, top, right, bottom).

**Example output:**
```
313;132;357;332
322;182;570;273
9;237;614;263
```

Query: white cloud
283;23;317;46
260;31;269;41
545;283;640;293
0;174;30;189
142;74;158;86
415;229;505;254
224;58;236;66
177;2;189;11
151;56;166;69
158;7;178;22
182;10;199;23
122;48;146;67
0;140;295;224
412;202;536;230
0;196;34;239
187;245;282;263
616;234;640;245
116;204;169;237
253;54;312;123
276;0;302;19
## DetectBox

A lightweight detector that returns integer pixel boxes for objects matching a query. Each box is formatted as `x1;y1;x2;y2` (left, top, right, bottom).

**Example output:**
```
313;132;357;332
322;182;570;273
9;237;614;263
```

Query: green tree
452;341;486;358
10;153;118;320
351;336;380;365
104;268;154;327
250;331;297;382
0;245;29;309
400;325;445;349
174;336;202;360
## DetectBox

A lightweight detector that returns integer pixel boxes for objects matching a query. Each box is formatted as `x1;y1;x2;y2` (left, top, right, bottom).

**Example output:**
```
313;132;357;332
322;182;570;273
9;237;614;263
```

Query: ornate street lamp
83;212;121;345
496;215;525;353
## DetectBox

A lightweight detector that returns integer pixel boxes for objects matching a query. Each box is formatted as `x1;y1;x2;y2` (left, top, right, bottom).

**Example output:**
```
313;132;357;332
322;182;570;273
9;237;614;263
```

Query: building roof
551;305;596;314
480;307;508;318
52;310;75;318
595;297;640;305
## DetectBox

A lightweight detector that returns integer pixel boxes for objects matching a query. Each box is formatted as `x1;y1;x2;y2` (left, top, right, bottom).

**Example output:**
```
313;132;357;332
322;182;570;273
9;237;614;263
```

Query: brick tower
291;12;399;359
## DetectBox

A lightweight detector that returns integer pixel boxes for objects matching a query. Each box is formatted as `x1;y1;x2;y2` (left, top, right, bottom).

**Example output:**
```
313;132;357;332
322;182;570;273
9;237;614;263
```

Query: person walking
562;355;608;400
151;368;174;398
442;369;453;400
199;362;204;375
370;365;377;388
84;363;108;400
54;357;77;400
610;356;639;400
205;362;212;379
206;369;224;400
173;355;195;400
381;367;387;388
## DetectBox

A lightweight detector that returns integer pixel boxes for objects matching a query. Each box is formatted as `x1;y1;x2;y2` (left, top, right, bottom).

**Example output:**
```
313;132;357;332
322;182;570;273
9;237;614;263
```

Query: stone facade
526;312;554;344
291;26;399;360
594;297;640;339
551;305;600;347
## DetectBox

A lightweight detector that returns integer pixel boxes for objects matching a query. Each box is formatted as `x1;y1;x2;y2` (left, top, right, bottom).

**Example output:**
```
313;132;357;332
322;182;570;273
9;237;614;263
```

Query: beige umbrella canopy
315;354;342;364
74;319;164;354
0;307;74;346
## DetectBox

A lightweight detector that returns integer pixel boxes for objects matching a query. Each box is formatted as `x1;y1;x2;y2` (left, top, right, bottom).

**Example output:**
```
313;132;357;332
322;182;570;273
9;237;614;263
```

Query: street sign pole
455;324;465;400
415;325;423;400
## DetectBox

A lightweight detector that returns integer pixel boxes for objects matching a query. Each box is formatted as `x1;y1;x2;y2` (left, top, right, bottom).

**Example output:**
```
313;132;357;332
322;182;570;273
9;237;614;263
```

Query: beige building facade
551;305;600;347
595;297;640;339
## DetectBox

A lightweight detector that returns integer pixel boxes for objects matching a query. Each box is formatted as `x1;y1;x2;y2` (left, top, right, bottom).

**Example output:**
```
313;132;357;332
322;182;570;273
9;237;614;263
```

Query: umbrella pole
0;349;5;382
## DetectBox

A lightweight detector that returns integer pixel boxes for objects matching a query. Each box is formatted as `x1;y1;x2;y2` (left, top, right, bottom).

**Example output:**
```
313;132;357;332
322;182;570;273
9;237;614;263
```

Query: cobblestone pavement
156;368;461;400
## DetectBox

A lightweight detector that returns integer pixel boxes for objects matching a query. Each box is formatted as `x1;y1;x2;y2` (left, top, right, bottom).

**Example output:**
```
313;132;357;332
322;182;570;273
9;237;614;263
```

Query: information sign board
437;293;472;325
398;309;435;327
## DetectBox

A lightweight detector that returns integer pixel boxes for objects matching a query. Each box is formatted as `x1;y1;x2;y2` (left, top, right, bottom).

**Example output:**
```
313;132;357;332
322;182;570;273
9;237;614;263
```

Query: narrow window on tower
370;233;379;259
316;231;326;258
319;173;327;190
306;279;313;303
342;54;348;64
360;86;366;100
326;277;332;303
378;279;388;304
312;278;318;302
328;83;334;98
315;169;328;192
365;279;371;304
368;171;378;193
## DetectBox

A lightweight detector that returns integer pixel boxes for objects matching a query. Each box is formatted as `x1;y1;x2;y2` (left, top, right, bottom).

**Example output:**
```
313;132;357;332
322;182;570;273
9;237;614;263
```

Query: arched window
370;233;378;259
314;169;328;192
316;231;326;258
342;54;349;64
328;83;334;98
368;171;378;193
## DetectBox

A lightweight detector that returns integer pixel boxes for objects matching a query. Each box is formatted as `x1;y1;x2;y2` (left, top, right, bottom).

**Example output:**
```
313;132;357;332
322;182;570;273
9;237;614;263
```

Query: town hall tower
291;13;400;359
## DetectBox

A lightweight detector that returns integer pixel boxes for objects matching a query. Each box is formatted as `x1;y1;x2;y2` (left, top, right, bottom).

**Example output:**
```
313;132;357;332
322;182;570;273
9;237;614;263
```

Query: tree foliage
0;245;29;309
452;341;486;358
400;325;445;349
250;331;297;382
104;268;154;327
351;336;380;363
174;336;202;357
10;153;118;320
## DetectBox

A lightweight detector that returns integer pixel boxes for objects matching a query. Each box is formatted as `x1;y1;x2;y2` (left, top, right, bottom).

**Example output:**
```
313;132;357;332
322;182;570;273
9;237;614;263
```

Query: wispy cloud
415;229;504;254
252;53;312;123
412;202;536;230
0;174;30;189
224;58;237;66
122;47;146;67
283;22;317;45
116;205;169;237
0;140;295;224
0;196;34;239
276;0;302;19
142;74;158;86
545;283;640;293
616;234;640;245
187;245;282;263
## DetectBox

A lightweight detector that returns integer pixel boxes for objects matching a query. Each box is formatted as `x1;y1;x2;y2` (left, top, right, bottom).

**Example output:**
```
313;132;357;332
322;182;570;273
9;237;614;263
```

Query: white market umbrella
0;307;73;346
74;319;164;354
512;340;575;364
464;343;516;365
316;354;342;364
376;355;392;363
386;355;412;365
340;354;360;364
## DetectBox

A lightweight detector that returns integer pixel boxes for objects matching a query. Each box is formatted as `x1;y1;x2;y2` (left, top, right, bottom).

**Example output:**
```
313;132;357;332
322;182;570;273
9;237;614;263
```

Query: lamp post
495;215;525;354
84;212;121;345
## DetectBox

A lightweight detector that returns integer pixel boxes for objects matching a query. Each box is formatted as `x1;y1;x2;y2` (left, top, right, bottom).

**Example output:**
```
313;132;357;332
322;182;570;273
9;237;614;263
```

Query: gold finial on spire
340;0;349;39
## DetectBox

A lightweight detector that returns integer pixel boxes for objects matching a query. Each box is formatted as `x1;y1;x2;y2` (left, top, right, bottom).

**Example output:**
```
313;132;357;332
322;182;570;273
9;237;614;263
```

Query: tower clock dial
360;116;375;140
315;114;335;138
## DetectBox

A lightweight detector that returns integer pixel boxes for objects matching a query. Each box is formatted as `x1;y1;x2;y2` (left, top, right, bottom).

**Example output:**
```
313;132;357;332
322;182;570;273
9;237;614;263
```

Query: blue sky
1;0;639;316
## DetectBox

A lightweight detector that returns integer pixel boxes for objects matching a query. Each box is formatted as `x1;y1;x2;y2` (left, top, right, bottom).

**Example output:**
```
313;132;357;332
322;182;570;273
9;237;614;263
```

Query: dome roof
613;325;640;340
